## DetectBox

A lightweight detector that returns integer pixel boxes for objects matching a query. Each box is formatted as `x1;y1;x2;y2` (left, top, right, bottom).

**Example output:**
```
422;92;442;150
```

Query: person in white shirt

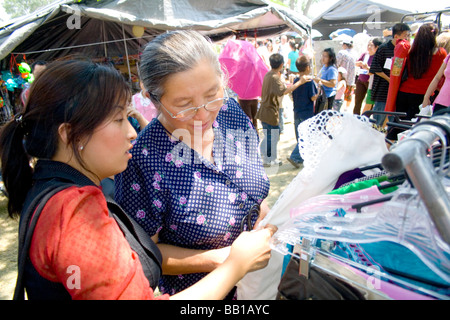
337;40;357;110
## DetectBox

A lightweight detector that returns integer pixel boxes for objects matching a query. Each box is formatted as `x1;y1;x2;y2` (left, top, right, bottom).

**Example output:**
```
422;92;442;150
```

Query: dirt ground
0;102;303;300
0;195;19;300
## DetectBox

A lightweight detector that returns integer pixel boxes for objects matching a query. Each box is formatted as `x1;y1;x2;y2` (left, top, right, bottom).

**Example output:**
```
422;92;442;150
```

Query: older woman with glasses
114;30;272;297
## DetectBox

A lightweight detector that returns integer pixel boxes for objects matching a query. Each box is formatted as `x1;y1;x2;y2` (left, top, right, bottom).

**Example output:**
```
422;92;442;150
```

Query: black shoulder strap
13;184;73;300
105;197;162;289
106;199;162;262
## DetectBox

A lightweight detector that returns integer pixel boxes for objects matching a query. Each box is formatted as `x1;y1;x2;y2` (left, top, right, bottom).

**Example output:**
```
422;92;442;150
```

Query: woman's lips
193;120;210;131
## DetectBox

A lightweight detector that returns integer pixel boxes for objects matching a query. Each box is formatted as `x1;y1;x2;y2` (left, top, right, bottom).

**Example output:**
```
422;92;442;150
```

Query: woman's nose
193;105;210;121
127;120;137;141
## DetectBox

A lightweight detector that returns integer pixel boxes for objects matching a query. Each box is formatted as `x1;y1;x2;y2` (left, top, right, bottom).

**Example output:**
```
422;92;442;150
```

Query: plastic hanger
272;182;450;284
288;239;450;300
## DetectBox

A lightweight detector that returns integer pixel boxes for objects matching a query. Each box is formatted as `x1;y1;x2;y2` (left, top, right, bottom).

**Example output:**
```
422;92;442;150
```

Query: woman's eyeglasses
158;90;229;121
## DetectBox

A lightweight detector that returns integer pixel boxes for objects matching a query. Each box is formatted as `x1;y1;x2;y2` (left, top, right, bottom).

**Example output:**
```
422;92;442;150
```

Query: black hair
269;53;284;69
289;40;297;50
371;37;383;48
409;23;439;79
323;48;337;66
295;55;311;73
31;60;47;73
392;23;411;37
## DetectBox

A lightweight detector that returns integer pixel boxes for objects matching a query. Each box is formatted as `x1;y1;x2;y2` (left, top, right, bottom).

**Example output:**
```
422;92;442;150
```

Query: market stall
0;0;311;123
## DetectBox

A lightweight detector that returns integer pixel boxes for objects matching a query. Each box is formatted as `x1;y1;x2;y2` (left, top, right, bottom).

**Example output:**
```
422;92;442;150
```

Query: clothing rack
381;115;450;246
272;113;450;300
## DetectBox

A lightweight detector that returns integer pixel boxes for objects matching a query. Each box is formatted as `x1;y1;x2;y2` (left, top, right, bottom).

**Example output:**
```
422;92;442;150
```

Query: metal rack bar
382;115;450;246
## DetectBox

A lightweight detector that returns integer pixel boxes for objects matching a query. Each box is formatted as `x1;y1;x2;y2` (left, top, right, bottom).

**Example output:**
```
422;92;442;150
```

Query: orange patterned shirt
29;185;169;300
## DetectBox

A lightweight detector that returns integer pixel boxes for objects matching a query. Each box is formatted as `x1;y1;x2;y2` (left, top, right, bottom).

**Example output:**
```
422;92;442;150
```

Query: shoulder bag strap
13;184;73;300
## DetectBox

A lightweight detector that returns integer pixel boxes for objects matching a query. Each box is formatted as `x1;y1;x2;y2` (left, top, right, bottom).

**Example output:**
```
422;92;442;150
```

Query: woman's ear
142;90;151;99
57;123;71;146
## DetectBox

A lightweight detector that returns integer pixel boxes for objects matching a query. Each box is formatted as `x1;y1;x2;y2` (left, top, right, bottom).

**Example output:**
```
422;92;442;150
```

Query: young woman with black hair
314;48;338;110
395;23;447;119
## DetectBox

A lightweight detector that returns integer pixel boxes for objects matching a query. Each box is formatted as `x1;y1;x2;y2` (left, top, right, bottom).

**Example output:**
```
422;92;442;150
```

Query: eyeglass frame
155;89;230;121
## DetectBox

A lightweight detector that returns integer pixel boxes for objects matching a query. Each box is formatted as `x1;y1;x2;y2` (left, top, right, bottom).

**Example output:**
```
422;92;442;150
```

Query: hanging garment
272;185;450;287
277;257;367;300
333;168;366;190
315;183;449;293
360;241;450;295
275;170;450;298
289;185;387;218
277;250;437;300
236;110;389;300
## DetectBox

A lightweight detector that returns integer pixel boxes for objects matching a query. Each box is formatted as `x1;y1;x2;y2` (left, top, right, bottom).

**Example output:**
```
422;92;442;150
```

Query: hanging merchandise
1;55;33;93
18;62;34;83
132;25;145;38
271;114;450;300
0;89;13;124
1;71;19;91
236;110;389;300
4;55;34;91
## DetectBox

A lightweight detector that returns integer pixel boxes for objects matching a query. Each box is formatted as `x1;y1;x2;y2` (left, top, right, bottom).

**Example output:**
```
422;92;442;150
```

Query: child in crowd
333;67;347;112
287;55;319;168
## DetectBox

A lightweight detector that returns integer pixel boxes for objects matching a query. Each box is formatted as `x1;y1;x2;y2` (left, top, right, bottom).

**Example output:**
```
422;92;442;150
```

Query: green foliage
267;0;320;16
268;0;289;7
2;0;55;18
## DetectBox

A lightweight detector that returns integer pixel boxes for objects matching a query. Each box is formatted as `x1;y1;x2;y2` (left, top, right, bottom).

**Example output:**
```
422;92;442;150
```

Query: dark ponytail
409;23;438;79
0;116;33;218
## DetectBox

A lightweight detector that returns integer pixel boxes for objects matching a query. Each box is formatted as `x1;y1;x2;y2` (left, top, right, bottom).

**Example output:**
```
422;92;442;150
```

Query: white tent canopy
0;0;311;62
313;0;449;38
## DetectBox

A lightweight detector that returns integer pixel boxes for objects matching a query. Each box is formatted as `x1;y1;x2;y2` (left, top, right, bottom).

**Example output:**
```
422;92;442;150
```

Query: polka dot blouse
114;98;270;295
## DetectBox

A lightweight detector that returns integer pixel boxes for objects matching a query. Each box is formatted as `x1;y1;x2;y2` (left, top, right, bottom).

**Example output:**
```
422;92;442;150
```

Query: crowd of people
254;22;450;167
1;20;450;300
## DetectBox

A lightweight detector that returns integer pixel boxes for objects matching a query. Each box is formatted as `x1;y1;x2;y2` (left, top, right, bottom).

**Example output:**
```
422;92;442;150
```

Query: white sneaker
263;160;282;167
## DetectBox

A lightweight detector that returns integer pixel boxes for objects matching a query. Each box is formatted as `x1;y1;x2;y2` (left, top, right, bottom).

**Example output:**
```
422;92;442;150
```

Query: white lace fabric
236;110;389;300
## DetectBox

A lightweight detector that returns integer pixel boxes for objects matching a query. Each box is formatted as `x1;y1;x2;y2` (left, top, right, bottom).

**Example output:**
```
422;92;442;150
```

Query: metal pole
103;21;108;58
382;116;450;245
122;24;132;84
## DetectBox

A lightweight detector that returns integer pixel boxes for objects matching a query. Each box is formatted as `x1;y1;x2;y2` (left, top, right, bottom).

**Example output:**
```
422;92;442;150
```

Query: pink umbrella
219;40;269;100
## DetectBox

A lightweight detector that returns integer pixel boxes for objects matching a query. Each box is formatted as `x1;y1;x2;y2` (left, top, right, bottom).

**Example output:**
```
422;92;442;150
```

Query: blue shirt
114;98;270;295
319;65;338;97
292;78;317;121
288;50;299;72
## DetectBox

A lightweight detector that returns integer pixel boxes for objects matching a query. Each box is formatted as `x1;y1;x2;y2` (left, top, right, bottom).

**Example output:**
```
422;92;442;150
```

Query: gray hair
139;30;226;103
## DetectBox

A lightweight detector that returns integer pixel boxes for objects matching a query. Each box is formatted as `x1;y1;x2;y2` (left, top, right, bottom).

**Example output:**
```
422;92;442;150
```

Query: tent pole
103;21;108;58
121;24;132;84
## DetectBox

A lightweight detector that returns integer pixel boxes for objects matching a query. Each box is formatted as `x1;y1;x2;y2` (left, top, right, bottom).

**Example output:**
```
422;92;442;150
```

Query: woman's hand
127;106;149;128
422;96;431;108
299;75;313;84
227;224;277;273
356;61;369;70
171;224;278;300
127;107;143;121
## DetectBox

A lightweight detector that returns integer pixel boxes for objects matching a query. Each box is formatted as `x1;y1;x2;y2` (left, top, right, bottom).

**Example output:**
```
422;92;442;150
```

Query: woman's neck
51;154;101;185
